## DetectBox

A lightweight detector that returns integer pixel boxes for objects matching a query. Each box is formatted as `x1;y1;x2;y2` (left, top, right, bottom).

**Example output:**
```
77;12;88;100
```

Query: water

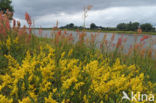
32;29;156;51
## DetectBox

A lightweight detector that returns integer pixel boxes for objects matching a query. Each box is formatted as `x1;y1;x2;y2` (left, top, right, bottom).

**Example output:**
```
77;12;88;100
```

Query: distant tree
131;22;140;31
127;22;140;31
117;23;127;31
90;23;97;29
140;23;153;32
127;21;133;31
68;23;74;28
117;22;140;31
0;0;14;19
63;23;75;29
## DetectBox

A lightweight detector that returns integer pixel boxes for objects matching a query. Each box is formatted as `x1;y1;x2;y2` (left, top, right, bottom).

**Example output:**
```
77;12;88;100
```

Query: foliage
90;23;97;29
117;22;140;31
0;0;14;12
117;22;155;32
0;12;156;103
0;0;14;19
0;45;155;103
140;23;155;32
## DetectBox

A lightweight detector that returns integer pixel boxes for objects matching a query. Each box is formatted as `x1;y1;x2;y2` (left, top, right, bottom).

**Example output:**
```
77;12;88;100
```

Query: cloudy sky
12;0;156;27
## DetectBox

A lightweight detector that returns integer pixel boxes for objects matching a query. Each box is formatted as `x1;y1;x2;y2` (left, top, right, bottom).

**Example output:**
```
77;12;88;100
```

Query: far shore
31;28;156;35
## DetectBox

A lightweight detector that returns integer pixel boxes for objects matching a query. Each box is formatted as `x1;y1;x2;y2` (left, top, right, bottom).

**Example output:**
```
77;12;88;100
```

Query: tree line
116;22;155;32
60;22;156;32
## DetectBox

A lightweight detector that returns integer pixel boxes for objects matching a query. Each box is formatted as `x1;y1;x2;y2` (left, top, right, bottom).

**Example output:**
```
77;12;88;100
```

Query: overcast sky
12;0;156;27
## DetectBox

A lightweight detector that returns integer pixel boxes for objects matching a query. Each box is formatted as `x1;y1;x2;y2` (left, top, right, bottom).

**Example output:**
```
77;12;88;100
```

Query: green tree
90;23;97;29
0;0;14;19
68;23;74;28
117;23;127;31
117;22;140;31
127;22;140;31
131;22;140;31
140;23;154;32
0;0;14;12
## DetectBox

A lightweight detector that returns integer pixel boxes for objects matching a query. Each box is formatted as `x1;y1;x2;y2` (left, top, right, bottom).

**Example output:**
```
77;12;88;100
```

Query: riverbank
61;29;156;35
32;28;156;35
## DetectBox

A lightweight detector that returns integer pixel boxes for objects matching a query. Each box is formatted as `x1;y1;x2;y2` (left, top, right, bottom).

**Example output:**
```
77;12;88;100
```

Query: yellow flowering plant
0;45;155;103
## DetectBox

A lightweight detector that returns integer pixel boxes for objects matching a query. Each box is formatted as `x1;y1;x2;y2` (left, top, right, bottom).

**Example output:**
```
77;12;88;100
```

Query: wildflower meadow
0;12;156;103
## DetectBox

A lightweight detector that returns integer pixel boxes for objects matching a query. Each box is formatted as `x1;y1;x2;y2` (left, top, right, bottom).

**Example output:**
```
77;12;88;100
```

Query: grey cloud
12;0;156;18
11;0;156;27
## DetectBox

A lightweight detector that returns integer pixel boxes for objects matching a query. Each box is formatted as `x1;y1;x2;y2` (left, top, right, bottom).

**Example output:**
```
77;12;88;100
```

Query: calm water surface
32;29;156;50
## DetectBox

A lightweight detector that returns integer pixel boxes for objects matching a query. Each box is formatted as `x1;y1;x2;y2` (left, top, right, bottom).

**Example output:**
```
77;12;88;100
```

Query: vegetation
0;0;14;12
140;23;154;32
0;12;156;103
117;22;140;31
60;22;156;33
0;0;14;19
117;22;155;32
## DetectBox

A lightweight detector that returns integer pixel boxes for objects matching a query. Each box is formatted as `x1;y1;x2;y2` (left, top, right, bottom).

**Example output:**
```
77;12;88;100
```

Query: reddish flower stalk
17;21;21;28
25;12;32;26
148;48;152;57
103;34;107;41
104;40;108;46
116;37;122;48
25;12;32;34
100;43;103;49
57;30;61;36
123;37;127;43
91;33;96;44
13;19;16;28
140;35;149;42
68;33;73;41
0;11;11;36
64;30;67;35
111;34;115;42
127;45;133;56
79;32;86;42
39;27;43;36
134;43;140;50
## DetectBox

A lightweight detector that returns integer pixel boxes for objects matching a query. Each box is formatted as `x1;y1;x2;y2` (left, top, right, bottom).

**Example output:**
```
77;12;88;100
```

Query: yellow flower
6;36;11;50
13;36;19;44
83;95;89;103
62;77;77;89
19;97;31;103
68;49;73;57
53;88;57;93
74;82;85;90
45;94;57;103
0;95;13;103
61;51;66;58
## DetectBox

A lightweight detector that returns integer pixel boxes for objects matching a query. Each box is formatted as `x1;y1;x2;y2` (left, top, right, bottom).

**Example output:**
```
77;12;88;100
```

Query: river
32;29;156;50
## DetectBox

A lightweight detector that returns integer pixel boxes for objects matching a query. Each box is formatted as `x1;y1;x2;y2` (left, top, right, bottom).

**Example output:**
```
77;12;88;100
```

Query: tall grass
0;12;156;103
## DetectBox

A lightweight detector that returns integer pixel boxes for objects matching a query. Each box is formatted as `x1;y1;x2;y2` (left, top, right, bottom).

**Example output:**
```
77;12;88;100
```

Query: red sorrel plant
140;35;149;42
39;27;43;37
25;12;32;34
116;36;122;48
111;33;115;42
0;11;11;38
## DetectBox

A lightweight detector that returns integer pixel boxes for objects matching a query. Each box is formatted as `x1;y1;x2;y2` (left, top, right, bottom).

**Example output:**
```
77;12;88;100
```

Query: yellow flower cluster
0;45;155;103
6;36;11;50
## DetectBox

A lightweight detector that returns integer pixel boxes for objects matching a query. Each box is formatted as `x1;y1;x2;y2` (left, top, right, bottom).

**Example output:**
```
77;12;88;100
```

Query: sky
11;0;156;27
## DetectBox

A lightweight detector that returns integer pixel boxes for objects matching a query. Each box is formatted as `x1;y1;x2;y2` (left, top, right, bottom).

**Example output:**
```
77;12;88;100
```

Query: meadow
0;12;156;103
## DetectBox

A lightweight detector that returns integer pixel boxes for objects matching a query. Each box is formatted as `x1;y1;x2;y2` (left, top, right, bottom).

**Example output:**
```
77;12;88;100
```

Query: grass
59;28;156;35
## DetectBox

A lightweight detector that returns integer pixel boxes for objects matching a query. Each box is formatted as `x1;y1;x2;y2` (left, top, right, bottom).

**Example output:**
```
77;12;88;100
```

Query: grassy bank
32;27;156;35
0;13;156;103
59;28;156;35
